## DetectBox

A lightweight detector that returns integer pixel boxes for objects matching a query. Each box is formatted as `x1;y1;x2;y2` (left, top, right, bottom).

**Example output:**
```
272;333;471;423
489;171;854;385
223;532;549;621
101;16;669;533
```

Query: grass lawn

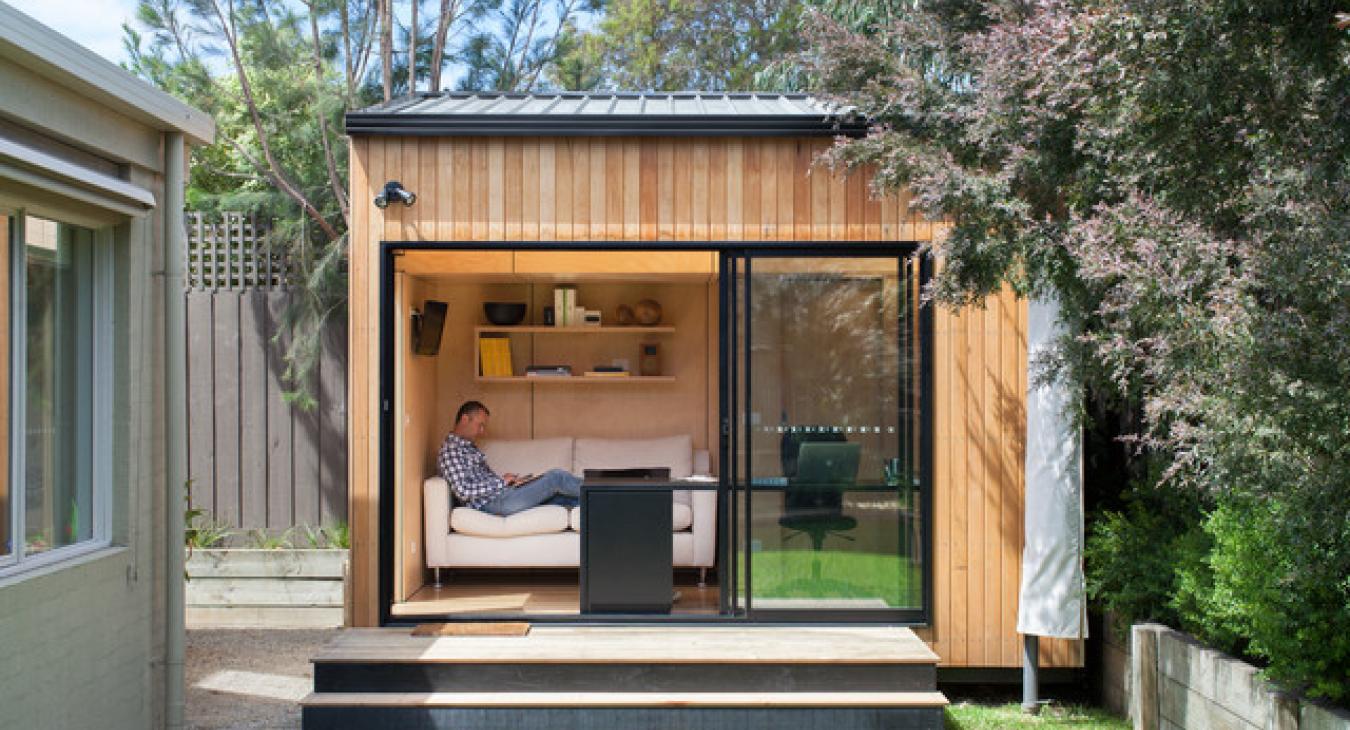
748;549;919;607
945;702;1129;729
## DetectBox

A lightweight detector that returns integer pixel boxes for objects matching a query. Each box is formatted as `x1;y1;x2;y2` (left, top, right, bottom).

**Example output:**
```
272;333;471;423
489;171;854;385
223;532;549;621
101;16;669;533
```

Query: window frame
0;213;115;575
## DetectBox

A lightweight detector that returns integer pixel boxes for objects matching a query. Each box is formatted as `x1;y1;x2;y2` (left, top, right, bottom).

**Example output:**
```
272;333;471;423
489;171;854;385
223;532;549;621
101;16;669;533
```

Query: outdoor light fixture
374;180;416;208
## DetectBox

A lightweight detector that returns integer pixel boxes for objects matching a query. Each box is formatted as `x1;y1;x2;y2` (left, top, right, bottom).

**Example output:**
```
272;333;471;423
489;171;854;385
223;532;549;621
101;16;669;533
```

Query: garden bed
185;548;347;628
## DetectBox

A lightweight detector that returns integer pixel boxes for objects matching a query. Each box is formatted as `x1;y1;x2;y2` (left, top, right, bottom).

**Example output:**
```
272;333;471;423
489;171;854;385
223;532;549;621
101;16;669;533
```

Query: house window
1;214;112;570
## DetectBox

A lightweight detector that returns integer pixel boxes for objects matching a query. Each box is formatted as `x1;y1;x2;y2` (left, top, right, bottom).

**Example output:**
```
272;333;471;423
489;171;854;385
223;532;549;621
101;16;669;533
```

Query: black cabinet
579;481;673;613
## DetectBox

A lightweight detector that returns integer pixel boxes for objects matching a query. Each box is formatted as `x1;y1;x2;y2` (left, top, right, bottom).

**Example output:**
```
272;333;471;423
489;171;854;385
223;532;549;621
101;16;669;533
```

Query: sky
9;0;140;65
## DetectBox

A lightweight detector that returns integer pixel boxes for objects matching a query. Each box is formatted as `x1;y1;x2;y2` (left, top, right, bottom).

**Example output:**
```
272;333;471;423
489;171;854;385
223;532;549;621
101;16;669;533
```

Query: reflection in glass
23;216;96;555
741;257;923;611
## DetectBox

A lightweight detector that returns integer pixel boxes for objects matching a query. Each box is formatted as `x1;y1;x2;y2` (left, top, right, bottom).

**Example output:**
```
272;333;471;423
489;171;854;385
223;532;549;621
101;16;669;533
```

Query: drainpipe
163;131;187;730
1022;634;1040;714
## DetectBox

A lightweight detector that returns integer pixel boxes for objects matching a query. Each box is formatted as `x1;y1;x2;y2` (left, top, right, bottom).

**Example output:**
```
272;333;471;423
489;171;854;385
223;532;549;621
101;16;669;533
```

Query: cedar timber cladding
347;130;1081;669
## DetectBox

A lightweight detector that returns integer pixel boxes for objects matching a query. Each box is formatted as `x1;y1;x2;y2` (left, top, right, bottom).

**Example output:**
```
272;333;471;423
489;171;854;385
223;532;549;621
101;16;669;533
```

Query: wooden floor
391;571;720;617
314;625;940;664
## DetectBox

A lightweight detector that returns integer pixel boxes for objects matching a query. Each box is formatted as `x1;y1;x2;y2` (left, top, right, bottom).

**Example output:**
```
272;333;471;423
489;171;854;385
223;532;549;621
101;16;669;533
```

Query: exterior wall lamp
374;180;416;208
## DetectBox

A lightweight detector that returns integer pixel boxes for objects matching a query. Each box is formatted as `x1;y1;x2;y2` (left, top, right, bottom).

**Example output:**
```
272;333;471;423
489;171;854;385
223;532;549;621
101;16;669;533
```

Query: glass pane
745;256;923;611
23;216;96;555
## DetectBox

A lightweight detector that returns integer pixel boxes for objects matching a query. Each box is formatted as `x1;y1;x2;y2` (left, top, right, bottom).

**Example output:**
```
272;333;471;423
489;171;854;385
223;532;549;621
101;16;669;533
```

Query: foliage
806;0;1350;701
298;521;351;549
1084;479;1210;634
551;0;803;90
184;480;233;550
247;528;295;550
323;521;352;549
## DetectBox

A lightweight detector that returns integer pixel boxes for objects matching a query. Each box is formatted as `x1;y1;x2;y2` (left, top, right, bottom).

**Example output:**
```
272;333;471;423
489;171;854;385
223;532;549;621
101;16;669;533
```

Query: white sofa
423;434;716;577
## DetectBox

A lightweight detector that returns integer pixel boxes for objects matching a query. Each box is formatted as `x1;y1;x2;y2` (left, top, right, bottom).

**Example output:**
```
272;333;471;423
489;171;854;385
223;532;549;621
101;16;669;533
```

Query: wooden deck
314;625;939;665
303;625;945;729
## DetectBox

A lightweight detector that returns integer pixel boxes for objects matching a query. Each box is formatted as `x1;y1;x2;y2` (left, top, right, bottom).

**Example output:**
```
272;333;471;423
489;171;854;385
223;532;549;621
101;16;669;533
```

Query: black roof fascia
343;113;869;138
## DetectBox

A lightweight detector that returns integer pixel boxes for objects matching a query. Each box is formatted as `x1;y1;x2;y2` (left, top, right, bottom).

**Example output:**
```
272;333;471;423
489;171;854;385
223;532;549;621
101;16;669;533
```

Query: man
437;400;582;515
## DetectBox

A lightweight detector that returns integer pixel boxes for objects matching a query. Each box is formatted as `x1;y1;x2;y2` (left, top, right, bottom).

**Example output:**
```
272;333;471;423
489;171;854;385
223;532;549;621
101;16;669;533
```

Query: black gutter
344;114;869;138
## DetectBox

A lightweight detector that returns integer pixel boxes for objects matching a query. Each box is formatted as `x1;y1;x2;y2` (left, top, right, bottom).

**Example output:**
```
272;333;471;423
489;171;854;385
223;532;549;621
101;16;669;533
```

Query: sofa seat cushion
573;435;694;479
480;437;574;478
450;504;570;538
567;502;693;532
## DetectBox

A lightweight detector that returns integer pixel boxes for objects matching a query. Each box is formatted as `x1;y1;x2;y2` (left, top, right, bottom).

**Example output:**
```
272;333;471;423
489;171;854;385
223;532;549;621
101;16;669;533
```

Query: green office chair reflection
778;442;862;576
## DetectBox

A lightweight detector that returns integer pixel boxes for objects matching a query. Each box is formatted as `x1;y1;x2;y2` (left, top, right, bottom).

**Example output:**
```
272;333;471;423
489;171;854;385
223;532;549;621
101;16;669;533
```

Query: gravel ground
186;628;339;730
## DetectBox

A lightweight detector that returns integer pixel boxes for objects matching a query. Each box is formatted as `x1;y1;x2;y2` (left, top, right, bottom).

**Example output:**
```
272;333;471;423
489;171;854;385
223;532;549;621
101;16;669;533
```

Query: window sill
0;542;125;588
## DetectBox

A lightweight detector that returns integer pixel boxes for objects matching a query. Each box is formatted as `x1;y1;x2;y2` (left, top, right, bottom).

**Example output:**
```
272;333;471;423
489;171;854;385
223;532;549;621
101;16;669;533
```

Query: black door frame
377;240;933;627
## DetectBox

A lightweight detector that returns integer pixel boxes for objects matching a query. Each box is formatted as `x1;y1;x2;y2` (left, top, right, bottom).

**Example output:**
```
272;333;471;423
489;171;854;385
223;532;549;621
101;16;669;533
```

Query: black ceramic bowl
483;302;527;326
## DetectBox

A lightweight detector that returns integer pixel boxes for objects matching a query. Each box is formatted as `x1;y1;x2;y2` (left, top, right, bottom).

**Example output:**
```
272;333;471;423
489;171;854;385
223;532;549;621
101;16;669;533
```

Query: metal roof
345;92;866;138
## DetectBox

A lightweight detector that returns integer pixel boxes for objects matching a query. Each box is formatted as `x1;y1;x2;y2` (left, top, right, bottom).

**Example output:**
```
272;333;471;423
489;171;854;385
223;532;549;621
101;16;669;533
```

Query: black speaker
412;300;448;356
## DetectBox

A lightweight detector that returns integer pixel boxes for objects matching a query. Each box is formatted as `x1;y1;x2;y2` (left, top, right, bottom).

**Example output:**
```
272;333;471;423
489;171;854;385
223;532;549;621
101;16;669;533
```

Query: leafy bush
1186;497;1350;701
1085;481;1210;632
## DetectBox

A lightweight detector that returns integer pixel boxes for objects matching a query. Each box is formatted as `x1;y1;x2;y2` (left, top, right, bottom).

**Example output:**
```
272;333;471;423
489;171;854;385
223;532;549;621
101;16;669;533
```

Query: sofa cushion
567;502;693;532
450;504;570;538
480;437;574;477
573;435;693;479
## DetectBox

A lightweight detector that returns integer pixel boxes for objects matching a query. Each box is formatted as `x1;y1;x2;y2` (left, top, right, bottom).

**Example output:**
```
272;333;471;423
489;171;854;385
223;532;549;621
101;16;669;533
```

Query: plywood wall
348;135;1080;668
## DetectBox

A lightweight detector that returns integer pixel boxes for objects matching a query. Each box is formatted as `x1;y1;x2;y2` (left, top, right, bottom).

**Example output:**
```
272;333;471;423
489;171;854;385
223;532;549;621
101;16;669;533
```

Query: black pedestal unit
579;480;674;613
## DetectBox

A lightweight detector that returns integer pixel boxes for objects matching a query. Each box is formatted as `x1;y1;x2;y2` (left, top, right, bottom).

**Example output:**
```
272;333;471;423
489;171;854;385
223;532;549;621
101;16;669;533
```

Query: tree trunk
429;0;454;91
380;0;394;101
408;0;417;94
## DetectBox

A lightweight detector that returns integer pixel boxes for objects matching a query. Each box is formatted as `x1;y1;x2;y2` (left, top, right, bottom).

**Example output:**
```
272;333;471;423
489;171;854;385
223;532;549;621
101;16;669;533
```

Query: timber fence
184;213;347;533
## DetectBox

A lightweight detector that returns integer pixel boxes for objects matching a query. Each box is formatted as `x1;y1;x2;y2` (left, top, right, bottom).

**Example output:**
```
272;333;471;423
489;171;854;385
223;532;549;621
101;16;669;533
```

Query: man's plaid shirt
436;434;506;509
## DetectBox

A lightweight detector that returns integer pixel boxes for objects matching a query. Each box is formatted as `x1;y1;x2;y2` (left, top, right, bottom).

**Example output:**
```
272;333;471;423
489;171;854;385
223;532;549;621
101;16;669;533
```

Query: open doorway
387;248;722;620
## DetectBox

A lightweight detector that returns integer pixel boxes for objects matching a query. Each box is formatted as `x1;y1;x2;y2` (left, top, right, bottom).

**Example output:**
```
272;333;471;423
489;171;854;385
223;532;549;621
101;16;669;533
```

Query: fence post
1132;624;1161;730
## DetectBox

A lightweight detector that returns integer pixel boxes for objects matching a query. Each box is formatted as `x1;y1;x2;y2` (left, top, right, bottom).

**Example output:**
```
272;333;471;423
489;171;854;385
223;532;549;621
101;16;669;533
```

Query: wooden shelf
475;325;674;335
476;376;676;384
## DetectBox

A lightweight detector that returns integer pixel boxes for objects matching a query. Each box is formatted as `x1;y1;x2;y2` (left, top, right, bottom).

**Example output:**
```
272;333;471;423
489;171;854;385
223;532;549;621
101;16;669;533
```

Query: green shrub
1085;481;1209;631
1191;497;1350;701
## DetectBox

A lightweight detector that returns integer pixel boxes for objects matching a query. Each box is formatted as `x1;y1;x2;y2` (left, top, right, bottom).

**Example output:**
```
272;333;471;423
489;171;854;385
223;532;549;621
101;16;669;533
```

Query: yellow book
478;337;491;376
496;338;513;377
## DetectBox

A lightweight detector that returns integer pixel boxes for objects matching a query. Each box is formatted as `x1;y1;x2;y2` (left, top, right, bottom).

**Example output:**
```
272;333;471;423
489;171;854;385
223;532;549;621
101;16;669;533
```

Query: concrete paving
187;628;338;729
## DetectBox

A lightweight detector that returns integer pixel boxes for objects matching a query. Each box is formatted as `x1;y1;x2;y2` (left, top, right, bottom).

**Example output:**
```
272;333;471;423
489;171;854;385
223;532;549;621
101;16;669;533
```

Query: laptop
792;442;861;486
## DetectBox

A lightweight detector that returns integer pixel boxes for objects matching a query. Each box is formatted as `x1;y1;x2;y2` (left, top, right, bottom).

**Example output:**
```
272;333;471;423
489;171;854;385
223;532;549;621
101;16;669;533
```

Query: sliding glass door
720;249;930;622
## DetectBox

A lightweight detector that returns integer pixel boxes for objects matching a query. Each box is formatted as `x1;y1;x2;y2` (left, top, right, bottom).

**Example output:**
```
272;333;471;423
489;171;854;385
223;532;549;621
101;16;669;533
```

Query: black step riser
315;662;935;693
303;706;943;730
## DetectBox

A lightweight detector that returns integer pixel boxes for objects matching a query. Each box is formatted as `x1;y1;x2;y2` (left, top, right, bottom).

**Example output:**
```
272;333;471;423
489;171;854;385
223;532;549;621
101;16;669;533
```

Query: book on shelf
478;336;513;377
582;370;631;377
525;365;573;377
552;286;576;327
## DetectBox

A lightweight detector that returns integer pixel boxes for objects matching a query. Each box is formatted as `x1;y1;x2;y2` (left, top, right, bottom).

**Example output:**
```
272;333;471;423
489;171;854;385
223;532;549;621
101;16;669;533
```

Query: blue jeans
479;468;582;516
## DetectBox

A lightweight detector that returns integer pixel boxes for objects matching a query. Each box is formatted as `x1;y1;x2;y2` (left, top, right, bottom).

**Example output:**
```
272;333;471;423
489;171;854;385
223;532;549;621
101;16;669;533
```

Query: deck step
301;691;948;730
315;659;935;692
303;626;944;730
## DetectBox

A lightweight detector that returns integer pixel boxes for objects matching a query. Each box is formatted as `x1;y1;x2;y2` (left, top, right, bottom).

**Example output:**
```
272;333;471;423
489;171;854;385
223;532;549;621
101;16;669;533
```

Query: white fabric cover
450;504;570;538
567;503;692;532
480;437;574;478
1017;296;1088;639
573;435;693;479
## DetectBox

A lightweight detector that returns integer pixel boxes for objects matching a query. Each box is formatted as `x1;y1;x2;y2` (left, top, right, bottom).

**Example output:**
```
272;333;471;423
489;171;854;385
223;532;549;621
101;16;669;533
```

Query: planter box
1101;618;1350;730
186;548;347;629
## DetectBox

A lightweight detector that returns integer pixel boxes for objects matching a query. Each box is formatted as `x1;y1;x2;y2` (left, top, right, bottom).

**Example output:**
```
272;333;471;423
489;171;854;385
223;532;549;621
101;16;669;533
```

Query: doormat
411;622;531;637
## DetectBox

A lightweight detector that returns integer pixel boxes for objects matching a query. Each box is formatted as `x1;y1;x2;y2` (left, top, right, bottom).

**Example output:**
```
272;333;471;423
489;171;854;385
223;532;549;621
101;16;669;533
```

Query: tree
804;0;1350;700
553;0;802;91
126;0;361;406
456;0;601;91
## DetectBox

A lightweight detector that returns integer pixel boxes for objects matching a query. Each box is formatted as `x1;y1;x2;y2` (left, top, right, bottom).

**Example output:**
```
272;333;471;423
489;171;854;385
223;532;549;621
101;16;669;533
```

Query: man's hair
455;400;489;424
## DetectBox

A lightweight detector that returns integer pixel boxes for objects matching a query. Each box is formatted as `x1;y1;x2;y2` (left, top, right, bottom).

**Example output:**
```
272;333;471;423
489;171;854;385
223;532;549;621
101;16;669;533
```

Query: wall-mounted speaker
412;300;448;356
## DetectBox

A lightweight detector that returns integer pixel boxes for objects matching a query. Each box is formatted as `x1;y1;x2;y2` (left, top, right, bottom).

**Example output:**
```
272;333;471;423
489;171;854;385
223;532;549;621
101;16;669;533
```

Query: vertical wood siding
346;136;1080;668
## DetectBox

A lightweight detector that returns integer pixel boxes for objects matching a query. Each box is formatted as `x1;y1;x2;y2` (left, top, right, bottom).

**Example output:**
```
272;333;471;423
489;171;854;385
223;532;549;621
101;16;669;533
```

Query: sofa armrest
693;449;710;475
689;488;717;567
423;477;452;567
